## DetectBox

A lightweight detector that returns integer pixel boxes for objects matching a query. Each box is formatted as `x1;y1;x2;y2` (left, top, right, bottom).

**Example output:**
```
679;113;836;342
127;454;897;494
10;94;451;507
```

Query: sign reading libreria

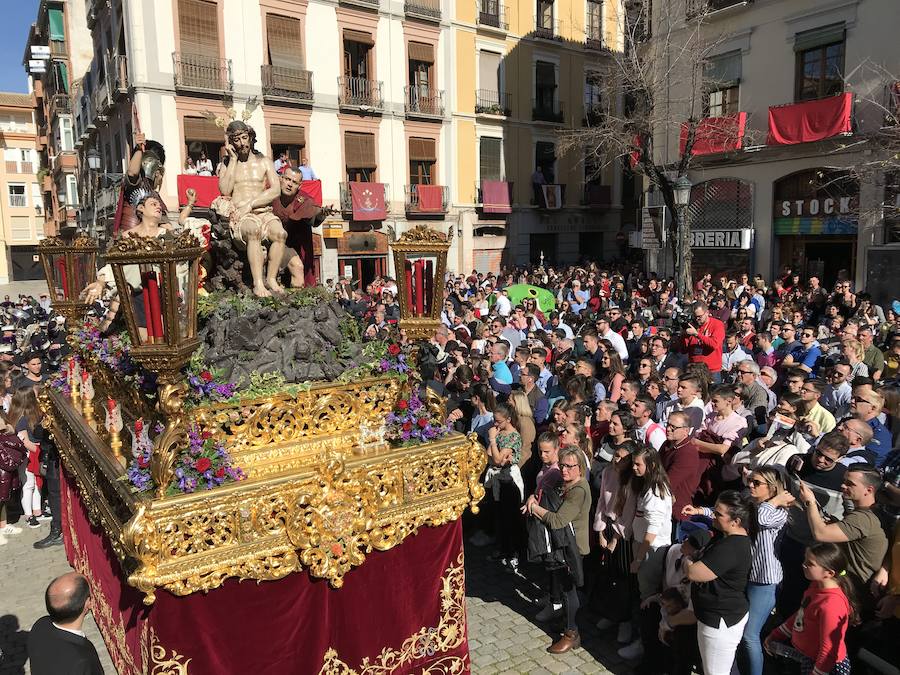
690;229;752;249
774;196;858;235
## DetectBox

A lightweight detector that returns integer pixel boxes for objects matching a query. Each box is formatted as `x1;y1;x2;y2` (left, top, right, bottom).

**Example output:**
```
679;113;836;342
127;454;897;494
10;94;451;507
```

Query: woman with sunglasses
524;447;591;654
683;490;753;675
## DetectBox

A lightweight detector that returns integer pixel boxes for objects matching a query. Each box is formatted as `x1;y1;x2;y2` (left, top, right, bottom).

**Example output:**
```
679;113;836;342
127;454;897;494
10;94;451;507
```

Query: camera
672;310;694;332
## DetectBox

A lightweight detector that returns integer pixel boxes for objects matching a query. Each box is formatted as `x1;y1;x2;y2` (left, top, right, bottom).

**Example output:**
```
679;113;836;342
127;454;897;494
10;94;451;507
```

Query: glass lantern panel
403;254;438;318
72;254;89;300
50;253;68;301
171;259;197;342
122;262;165;346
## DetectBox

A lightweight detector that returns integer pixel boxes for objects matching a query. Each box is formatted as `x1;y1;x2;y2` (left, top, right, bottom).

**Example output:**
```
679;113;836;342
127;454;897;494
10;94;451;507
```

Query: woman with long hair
7;388;44;528
487;402;524;573
509;390;536;469
524;446;591;654
600;351;626;403
469;382;496;433
684;490;753;675
764;542;857;675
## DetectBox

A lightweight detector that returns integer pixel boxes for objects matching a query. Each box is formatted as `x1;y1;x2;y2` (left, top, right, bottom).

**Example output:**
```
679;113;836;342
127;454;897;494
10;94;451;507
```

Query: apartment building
642;0;900;290
23;0;92;249
73;0;454;287
451;0;625;271
0;94;42;283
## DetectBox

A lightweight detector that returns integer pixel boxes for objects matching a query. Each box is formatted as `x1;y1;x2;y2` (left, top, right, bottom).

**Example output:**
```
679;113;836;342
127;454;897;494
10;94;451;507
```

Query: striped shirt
700;501;787;584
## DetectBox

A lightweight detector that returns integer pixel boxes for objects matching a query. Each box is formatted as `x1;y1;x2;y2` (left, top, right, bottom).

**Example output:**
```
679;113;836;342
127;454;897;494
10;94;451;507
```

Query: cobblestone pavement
464;536;636;675
1;514;634;674
0;520;113;675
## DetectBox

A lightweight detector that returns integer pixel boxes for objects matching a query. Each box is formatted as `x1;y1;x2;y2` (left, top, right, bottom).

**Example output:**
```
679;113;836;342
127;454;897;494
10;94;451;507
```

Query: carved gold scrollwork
151;376;190;498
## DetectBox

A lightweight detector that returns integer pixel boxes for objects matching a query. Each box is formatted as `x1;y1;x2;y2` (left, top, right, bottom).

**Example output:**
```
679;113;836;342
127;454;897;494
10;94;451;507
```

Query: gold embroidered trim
318;550;468;675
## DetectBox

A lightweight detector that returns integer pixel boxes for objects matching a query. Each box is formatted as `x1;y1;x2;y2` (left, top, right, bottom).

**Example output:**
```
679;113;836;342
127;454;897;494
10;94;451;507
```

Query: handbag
0;434;25;473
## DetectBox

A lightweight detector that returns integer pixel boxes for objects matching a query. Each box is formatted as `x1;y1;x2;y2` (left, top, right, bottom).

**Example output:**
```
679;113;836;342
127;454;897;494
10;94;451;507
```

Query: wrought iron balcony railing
404;185;449;213
532;99;565;123
173;52;233;93
262;65;314;103
404;86;445;117
534;19;561;40
338;76;384;109
477;0;509;29
475;90;510;116
405;0;441;20
339;182;390;214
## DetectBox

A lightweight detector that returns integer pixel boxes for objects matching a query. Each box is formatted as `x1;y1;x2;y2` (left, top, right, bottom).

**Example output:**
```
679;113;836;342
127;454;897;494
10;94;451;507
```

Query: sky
0;0;41;93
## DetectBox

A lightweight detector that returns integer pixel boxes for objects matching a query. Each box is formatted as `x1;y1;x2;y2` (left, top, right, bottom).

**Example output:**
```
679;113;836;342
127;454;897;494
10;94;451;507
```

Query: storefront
686;178;754;279
773;169;858;286
336;230;388;288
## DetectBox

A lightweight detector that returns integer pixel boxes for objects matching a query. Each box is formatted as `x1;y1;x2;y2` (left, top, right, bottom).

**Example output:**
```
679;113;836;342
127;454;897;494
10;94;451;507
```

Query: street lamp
85;148;101;237
672;175;693;302
86;148;102;171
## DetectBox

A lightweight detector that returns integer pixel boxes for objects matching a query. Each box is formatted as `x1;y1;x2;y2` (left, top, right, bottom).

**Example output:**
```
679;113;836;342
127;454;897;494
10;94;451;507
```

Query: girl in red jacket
764;542;857;675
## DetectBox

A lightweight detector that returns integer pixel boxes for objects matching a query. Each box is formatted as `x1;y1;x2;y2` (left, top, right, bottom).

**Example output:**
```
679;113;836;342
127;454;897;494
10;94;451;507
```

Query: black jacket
28;616;104;675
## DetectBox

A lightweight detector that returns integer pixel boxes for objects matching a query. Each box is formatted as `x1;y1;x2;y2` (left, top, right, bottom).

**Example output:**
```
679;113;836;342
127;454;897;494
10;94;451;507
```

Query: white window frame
476;132;506;183
8;183;27;208
65;175;79;207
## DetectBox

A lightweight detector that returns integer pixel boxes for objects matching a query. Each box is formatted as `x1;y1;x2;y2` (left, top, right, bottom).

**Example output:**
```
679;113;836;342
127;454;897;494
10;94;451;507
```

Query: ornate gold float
44;382;485;604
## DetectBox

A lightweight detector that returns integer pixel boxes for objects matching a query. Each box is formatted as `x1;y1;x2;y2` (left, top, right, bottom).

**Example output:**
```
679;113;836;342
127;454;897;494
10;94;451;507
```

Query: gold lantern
391;224;452;341
104;229;204;497
38;234;99;326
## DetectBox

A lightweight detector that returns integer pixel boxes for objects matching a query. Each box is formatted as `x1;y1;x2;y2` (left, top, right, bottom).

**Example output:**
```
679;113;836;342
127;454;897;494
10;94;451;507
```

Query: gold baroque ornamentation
107;229;203;255
141;624;192;674
318;551;467;675
395;223;453;245
45;382;486;602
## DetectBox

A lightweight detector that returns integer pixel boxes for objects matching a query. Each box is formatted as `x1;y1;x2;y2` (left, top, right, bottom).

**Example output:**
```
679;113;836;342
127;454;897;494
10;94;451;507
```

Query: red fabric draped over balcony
300;180;323;206
481;181;511;214
766;93;853;145
350;182;387;221
416;184;444;212
679;112;747;156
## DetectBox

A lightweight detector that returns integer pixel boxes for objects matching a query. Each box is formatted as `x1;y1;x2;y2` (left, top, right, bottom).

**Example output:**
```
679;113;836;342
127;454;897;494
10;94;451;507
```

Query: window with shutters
183;116;225;165
343;33;373;79
536;0;553;32
8;184;27;208
266;14;304;69
479;137;503;182
586;0;602;45
408;138;436;185
178;0;219;55
270;124;306;167
795;35;845;101
345;132;377;182
703;51;741;117
10;216;31;242
535;61;556;111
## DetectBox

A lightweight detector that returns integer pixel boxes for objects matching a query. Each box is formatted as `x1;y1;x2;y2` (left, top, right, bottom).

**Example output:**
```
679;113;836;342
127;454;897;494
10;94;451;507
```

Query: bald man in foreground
28;572;104;674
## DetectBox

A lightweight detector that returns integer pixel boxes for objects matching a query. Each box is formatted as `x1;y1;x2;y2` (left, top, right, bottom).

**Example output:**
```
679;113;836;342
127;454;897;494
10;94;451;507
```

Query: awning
270;124;305;147
183;116;223;144
408;42;434;63
408;137;436;162
343;29;374;46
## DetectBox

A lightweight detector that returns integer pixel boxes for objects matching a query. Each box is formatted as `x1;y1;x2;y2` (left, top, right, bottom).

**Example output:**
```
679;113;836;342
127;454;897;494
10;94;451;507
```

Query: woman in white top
629;445;674;574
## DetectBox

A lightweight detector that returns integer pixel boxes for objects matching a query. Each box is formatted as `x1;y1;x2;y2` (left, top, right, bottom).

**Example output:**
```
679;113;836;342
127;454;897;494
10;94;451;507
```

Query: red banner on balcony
300;180;322;206
350;182;387;221
482;181;511;214
679;112;747;156
177;175;220;208
416;185;444;212
767;93;853;146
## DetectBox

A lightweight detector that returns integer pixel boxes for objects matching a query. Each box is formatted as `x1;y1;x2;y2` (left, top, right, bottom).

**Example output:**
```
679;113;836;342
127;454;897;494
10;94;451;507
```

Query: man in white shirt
631;394;666;450
659;374;706;431
494;289;512;317
596;314;628;362
820;362;852;419
721;330;752;377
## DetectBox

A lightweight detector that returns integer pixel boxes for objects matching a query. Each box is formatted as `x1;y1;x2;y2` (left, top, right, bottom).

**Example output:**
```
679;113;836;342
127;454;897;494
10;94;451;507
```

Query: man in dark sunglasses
781;327;822;376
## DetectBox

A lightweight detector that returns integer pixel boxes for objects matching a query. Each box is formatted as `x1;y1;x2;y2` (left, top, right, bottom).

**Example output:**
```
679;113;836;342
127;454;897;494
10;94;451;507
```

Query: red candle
414;259;425;316
404;260;413;313
140;273;154;342
424;260;433;315
81;370;88;383
145;273;164;340
55;259;69;299
107;398;116;413
135;418;143;434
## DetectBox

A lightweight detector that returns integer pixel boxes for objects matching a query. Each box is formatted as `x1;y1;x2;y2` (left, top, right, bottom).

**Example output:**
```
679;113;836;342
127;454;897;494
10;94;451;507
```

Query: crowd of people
0;294;65;551
348;262;899;675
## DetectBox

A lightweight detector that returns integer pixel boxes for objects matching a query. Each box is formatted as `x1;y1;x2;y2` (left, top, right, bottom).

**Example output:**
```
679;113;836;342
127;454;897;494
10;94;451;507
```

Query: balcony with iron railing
475;181;514;210
338;76;384;110
173;52;233;93
339;0;380;10
50;40;66;57
9;194;28;208
49;93;71;117
585;23;606;50
404;185;449;214
533;98;565;123
339;182;390;215
477;0;509;30
533;18;561;40
686;0;752;19
475;90;511;116
405;0;441;20
404;86;445;118
582;183;612;206
262;65;314;103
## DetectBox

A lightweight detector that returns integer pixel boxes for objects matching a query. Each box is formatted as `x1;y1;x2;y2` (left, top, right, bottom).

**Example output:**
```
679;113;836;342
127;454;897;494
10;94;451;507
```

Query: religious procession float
37;115;484;675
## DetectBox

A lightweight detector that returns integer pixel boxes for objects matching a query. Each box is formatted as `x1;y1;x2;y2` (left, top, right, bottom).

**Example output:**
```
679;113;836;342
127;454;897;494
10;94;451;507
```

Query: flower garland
126;424;247;496
384;391;450;447
71;319;154;393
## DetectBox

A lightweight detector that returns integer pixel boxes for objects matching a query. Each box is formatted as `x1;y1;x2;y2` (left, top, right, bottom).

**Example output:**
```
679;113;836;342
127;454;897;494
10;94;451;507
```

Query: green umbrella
502;284;557;314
